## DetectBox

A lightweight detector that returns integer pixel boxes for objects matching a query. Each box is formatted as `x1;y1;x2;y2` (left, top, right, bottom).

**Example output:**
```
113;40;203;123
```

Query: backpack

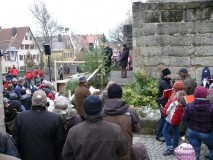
9;91;18;100
201;66;211;81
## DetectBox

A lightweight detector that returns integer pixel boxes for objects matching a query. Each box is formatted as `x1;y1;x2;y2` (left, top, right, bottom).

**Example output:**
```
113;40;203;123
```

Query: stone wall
132;1;213;83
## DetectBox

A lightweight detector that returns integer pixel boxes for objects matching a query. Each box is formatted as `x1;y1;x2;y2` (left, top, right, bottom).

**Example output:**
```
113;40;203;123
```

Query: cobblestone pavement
133;134;209;160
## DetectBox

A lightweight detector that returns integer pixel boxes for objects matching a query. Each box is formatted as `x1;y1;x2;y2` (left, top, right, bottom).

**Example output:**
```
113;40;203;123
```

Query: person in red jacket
162;80;187;156
39;67;44;84
10;65;18;78
33;67;39;85
25;69;33;88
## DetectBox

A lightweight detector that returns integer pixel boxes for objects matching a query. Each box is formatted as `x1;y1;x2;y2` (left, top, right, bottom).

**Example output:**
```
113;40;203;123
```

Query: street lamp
0;40;18;61
0;40;18;132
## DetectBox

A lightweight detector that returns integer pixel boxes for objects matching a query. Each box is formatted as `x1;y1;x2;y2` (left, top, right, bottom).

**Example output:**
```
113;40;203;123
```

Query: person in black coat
119;44;129;78
13;90;65;160
156;68;172;142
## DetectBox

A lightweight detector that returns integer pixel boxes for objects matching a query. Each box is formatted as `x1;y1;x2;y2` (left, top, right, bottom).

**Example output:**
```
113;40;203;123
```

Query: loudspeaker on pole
44;44;51;55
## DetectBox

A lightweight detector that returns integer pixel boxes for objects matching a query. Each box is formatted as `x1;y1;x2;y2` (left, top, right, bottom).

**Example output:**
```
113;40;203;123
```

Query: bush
122;70;158;109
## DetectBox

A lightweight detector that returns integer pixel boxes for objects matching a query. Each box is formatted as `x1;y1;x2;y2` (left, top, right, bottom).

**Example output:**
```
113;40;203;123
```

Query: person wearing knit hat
194;86;209;98
103;83;141;160
54;96;83;136
156;68;172;143
13;91;64;160
182;86;213;160
62;95;128;159
162;81;186;156
173;80;184;92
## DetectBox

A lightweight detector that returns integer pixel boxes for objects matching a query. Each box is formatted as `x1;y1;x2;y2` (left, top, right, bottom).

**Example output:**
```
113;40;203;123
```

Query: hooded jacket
62;114;128;160
103;98;141;160
182;98;213;133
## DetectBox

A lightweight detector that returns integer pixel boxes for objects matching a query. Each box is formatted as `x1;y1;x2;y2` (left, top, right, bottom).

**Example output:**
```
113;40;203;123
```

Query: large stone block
133;56;144;67
184;8;213;22
141;11;160;23
139;24;156;36
161;10;183;22
136;36;147;47
162;46;195;56
195;46;213;56
132;2;143;12
204;33;213;45
146;35;170;46
132;28;141;38
195;22;213;34
140;47;163;56
191;57;213;66
170;35;193;46
139;56;190;66
156;23;196;35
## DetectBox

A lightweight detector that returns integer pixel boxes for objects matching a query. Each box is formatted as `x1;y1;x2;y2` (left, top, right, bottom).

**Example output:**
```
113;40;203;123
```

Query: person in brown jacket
103;83;143;160
62;95;128;160
74;76;90;120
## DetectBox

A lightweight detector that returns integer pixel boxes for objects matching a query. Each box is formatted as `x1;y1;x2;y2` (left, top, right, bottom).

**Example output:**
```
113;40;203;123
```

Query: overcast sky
0;0;146;37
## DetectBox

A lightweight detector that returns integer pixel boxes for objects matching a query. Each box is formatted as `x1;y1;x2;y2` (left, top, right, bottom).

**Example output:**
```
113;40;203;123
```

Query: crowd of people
1;67;149;160
2;63;213;160
156;67;213;160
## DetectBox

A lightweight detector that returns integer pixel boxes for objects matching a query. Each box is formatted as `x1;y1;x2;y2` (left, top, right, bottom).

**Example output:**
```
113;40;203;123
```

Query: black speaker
44;44;51;55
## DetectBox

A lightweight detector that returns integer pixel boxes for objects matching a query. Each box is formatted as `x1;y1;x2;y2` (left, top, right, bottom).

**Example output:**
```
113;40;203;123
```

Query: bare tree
30;1;61;46
109;7;132;43
109;23;124;42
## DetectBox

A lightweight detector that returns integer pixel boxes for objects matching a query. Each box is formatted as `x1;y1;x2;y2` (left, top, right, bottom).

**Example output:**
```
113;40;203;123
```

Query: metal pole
48;55;51;82
0;57;5;132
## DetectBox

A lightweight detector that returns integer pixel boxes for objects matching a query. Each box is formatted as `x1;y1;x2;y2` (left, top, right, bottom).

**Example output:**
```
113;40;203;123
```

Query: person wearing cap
13;90;64;160
53;96;83;137
74;76;91;119
162;81;187;156
156;68;172;142
11;78;18;88
10;65;18;78
62;95;128;160
119;44;129;78
102;83;142;160
182;86;213;160
178;67;197;95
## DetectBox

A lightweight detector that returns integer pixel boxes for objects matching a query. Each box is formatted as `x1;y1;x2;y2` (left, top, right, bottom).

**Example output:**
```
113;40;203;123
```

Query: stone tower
132;0;213;83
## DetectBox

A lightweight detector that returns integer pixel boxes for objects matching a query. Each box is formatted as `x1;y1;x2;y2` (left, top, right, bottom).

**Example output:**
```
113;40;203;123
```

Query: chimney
12;27;17;37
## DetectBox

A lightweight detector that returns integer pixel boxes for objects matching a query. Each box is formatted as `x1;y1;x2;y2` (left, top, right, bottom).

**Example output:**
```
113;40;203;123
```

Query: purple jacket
182;98;213;133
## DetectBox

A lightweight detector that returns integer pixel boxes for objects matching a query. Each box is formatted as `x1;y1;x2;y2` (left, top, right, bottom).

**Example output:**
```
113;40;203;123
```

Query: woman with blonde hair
100;81;115;103
162;80;187;156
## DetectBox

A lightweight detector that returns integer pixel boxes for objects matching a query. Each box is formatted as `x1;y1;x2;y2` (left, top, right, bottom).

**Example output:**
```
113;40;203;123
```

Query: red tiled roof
72;34;103;48
0;27;29;50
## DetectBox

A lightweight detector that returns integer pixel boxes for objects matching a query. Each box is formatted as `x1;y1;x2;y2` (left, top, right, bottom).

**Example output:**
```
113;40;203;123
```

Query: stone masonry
132;1;213;83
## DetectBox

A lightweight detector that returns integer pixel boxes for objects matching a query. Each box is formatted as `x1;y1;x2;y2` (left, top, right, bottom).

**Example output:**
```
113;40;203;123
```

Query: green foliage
25;51;35;68
81;47;109;89
122;70;158;109
64;79;79;97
